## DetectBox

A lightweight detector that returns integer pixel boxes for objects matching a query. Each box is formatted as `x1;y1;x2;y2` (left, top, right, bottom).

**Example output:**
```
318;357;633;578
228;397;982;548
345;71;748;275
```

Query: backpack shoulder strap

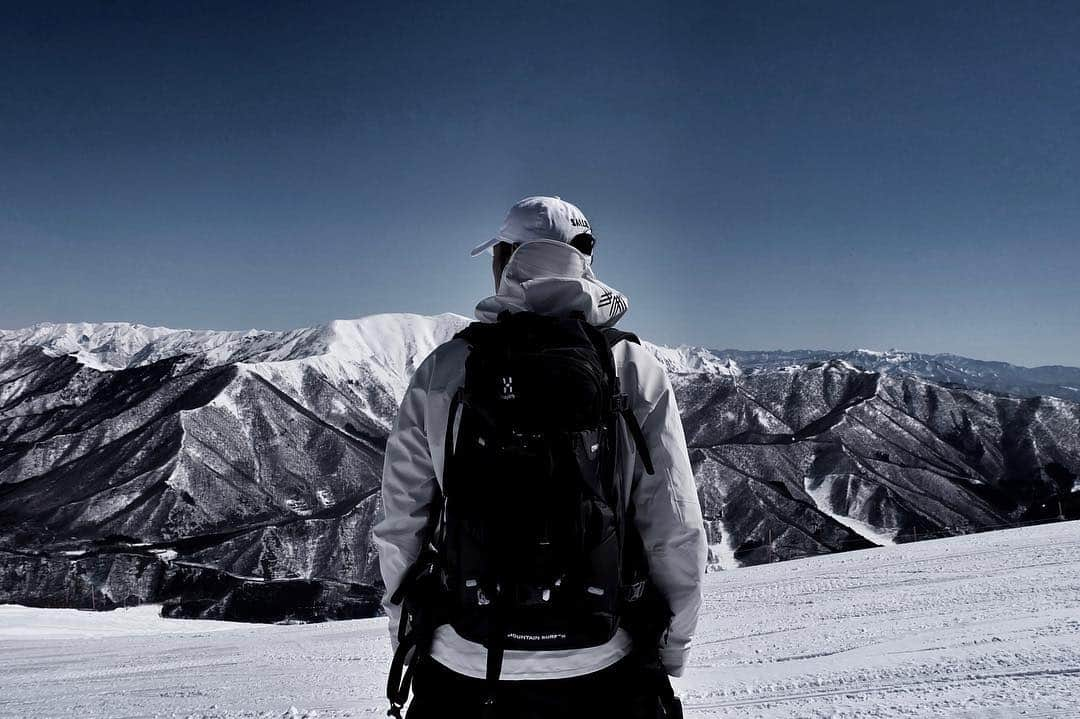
595;327;654;475
601;327;641;347
453;319;499;346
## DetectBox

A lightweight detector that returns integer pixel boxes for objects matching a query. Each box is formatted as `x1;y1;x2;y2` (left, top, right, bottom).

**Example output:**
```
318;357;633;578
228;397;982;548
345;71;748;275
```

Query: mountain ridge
0;313;471;373
6;316;1077;401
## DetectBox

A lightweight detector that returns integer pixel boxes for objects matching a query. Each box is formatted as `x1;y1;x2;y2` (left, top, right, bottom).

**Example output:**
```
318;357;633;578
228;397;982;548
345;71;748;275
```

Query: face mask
502;240;590;283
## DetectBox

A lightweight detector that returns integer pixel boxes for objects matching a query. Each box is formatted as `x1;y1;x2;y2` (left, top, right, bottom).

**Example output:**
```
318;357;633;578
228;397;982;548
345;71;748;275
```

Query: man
374;196;706;718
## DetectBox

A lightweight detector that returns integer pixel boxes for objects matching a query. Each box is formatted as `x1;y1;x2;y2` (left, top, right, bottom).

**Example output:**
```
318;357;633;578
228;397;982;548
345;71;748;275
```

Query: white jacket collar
474;240;629;328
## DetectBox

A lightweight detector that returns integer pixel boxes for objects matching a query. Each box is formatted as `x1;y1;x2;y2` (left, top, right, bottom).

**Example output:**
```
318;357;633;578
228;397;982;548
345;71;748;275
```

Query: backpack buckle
611;393;630;413
622;579;647;603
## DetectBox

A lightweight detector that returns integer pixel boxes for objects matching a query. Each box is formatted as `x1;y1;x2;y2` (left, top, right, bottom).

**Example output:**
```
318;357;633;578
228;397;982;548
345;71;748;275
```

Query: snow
643;342;741;376
241;313;470;414
0;605;244;639
706;529;739;572
208;376;244;419
802;475;899;546
0;314;469;377
2;521;1078;717
68;350;114;371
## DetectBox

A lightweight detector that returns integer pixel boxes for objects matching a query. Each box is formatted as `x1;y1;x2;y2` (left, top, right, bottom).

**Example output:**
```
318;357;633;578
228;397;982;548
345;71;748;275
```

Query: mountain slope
0;314;467;618
677;361;1080;566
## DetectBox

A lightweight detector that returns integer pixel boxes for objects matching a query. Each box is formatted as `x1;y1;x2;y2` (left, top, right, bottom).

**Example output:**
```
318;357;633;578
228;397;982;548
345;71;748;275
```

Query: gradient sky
2;1;1078;366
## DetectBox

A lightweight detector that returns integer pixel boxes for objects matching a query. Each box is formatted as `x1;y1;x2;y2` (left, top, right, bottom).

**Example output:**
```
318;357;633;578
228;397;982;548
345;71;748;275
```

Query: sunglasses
569;233;596;256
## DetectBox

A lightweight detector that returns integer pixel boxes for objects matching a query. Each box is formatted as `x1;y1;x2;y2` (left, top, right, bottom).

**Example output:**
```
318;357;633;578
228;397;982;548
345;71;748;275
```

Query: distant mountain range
646;345;1080;402
2;316;1077;621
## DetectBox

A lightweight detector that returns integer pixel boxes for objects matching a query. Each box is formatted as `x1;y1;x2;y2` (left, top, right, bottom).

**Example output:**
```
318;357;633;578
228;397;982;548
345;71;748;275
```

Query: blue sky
2;1;1078;366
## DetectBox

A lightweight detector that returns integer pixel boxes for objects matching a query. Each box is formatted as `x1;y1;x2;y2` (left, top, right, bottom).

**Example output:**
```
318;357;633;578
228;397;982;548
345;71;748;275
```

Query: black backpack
386;310;659;718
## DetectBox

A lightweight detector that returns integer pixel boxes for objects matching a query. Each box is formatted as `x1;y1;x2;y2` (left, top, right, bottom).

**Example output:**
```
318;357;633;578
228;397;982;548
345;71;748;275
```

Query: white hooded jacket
374;240;706;680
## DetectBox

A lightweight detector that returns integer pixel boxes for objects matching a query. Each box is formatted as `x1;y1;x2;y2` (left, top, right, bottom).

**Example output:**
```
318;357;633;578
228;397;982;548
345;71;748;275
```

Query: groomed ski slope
2;521;1078;718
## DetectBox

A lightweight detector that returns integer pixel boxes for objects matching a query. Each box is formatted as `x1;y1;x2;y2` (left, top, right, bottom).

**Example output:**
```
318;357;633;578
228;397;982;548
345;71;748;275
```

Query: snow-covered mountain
651;345;1080;403
1;315;1078;620
7;319;1077;400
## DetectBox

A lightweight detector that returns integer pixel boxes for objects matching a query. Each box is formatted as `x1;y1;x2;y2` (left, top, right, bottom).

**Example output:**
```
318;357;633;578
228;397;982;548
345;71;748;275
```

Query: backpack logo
500;376;515;400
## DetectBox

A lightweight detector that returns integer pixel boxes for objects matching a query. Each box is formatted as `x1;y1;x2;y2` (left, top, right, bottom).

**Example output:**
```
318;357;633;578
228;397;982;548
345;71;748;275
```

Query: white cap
470;196;592;257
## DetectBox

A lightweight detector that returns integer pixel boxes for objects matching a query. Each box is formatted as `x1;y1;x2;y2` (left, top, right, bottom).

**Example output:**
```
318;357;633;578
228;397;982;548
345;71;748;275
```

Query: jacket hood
474;240;629;328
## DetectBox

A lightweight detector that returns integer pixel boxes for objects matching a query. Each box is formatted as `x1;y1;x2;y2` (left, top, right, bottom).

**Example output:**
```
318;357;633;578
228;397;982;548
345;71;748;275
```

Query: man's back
374;198;706;717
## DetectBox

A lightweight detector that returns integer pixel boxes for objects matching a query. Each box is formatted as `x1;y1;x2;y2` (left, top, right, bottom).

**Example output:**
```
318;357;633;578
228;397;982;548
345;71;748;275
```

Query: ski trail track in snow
680;522;1080;718
2;521;1079;718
